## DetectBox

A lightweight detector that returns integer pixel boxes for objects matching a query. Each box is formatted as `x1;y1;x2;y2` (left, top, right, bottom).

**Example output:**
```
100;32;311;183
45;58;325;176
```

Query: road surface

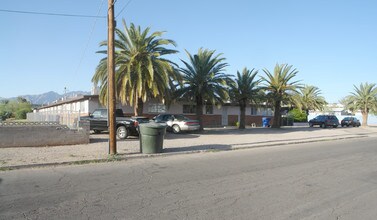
1;137;377;219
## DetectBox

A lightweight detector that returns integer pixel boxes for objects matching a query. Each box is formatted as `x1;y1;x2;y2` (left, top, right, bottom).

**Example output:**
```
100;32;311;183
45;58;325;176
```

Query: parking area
1;126;376;169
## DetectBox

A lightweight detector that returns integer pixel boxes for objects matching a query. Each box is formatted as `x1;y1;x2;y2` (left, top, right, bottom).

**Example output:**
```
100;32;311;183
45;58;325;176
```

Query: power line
73;0;106;78
0;9;106;18
116;0;133;18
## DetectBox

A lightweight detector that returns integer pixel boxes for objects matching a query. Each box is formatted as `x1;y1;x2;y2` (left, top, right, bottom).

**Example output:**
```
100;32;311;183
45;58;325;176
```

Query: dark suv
341;117;361;127
308;115;339;128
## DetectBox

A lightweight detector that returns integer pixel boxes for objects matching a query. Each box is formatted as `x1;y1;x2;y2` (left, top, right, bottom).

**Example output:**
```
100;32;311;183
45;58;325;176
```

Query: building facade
31;96;273;127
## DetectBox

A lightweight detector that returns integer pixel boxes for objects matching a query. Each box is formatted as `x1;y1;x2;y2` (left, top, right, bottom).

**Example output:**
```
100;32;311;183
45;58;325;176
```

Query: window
251;107;258;115
183;105;196;114
264;108;273;116
92;110;102;118
148;103;166;113
80;102;87;113
205;105;213;114
251;107;273;116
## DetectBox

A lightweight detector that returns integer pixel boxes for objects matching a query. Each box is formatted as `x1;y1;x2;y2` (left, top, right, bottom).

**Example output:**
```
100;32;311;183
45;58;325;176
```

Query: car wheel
333;125;338;128
172;124;181;134
309;123;313;127
93;130;101;134
346;124;349;127
116;126;128;139
320;123;325;128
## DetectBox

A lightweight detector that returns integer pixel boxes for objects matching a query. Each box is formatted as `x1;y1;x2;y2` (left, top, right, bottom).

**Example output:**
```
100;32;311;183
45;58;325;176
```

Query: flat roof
36;95;99;110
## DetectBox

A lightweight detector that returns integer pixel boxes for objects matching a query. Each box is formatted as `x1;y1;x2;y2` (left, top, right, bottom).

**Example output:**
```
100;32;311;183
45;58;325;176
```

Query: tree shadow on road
201;126;348;135
164;144;231;153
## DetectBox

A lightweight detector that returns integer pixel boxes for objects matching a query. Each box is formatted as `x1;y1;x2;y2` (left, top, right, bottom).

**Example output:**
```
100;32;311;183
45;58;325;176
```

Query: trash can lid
139;122;167;129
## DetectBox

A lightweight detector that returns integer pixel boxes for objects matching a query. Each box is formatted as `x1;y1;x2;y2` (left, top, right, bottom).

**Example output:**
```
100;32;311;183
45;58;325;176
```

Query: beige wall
0;125;89;148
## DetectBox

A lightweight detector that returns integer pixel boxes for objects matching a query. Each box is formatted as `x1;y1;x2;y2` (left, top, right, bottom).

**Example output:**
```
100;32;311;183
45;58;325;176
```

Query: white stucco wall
88;99;101;114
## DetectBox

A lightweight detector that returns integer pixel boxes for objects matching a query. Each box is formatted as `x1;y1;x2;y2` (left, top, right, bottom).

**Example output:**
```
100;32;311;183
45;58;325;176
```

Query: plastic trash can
262;117;271;127
139;123;167;154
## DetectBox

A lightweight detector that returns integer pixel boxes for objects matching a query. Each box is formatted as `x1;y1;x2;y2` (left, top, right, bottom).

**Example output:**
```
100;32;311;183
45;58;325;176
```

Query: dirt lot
1;126;376;168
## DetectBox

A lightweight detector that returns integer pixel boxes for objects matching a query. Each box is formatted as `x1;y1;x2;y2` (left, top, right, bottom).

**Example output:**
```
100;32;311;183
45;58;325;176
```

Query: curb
0;135;370;171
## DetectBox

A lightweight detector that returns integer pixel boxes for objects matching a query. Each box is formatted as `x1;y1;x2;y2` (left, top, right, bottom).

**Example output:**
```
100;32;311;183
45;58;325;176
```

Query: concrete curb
0;134;370;171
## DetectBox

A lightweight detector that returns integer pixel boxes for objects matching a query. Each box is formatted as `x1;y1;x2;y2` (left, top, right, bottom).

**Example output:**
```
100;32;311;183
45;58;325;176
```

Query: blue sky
1;0;376;103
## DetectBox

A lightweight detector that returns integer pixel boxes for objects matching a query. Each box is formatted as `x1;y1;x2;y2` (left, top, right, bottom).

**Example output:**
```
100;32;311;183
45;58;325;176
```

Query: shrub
288;108;307;122
15;108;31;119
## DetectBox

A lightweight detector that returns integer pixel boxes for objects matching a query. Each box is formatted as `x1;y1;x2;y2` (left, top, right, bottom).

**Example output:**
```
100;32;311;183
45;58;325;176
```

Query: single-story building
30;94;274;128
28;94;101;127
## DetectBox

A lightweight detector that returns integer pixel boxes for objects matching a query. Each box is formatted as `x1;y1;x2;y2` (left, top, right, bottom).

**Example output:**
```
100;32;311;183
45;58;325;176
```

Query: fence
27;110;83;128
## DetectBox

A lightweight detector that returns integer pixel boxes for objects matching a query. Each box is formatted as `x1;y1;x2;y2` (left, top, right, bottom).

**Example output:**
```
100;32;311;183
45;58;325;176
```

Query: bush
288;108;307;122
15;108;31;119
0;110;11;121
0;99;32;120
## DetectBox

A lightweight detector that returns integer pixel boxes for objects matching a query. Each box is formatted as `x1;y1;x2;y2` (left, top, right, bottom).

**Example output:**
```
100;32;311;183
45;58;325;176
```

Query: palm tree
341;83;377;126
229;68;260;129
261;64;301;128
92;19;179;116
292;85;327;119
178;48;231;130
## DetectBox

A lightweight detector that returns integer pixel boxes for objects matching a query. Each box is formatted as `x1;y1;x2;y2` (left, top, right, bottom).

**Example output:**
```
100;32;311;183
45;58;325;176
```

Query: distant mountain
4;91;90;105
24;91;61;105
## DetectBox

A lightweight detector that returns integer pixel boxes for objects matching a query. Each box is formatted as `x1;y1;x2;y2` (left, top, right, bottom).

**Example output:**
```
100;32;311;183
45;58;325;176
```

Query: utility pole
107;0;116;155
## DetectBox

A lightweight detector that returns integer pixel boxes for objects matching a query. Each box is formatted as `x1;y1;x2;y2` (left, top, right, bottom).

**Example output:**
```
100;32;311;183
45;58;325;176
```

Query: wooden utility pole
108;0;116;155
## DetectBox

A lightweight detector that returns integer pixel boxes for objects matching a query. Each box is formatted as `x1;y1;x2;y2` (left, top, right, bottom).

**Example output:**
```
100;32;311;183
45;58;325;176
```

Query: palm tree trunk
137;98;144;116
133;98;144;116
239;102;246;129
362;112;368;127
272;100;281;128
196;97;204;131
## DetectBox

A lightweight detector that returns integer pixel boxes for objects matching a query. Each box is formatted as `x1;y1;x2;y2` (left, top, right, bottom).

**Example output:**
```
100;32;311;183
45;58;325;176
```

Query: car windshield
174;115;190;121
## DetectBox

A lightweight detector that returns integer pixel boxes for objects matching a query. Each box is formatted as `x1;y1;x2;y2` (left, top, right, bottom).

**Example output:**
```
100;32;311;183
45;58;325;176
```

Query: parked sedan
153;114;200;134
341;117;361;127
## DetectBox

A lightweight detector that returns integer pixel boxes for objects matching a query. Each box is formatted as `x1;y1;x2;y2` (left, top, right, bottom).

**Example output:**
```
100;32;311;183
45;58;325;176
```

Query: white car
153;114;200;134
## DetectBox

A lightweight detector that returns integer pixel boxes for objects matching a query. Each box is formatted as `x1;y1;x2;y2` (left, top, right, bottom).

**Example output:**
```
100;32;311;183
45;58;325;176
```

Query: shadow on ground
164;132;200;140
164;144;231;153
89;126;370;143
90;135;140;143
202;126;360;135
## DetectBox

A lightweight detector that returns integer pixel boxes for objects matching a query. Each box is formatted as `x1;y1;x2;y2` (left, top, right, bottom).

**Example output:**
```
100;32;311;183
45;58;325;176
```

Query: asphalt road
1;137;377;220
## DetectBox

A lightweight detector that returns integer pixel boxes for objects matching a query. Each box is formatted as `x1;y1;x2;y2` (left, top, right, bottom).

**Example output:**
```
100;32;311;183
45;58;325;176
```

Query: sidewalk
1;126;376;170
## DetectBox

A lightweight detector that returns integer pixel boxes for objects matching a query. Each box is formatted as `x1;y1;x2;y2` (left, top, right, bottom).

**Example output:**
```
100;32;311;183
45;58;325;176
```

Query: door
222;107;228;126
91;109;107;130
